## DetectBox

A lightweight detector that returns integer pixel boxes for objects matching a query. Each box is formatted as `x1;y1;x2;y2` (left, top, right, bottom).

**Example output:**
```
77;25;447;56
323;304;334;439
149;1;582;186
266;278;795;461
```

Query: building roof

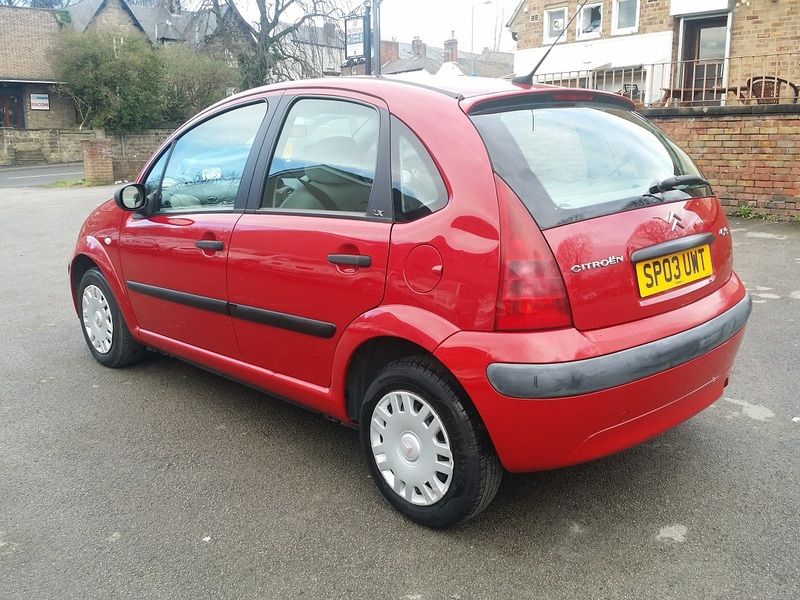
67;0;107;32
126;3;212;44
63;0;343;48
0;6;62;82
382;55;442;75
382;40;513;77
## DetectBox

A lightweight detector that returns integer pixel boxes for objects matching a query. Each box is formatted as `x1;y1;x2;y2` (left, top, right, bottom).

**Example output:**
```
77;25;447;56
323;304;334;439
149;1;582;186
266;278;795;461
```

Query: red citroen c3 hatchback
70;78;750;528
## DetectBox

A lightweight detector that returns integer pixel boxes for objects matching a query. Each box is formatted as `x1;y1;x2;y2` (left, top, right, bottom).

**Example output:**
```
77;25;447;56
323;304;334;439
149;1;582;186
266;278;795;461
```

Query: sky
374;0;521;54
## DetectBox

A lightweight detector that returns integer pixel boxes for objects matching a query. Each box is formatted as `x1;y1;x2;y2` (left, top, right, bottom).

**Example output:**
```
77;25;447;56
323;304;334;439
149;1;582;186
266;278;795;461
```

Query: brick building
507;0;800;106
0;6;77;130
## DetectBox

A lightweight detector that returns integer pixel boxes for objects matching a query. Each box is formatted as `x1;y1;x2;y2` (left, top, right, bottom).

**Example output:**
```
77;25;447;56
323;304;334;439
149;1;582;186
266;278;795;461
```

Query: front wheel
77;268;144;368
359;357;502;528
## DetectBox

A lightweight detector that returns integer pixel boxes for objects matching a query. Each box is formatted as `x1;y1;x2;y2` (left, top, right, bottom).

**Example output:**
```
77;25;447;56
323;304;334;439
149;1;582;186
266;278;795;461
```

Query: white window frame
612;0;640;36
576;3;603;40
542;6;569;45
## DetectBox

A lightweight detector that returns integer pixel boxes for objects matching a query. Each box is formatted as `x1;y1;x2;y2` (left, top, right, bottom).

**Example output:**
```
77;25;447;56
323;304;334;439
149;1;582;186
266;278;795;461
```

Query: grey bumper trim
486;293;752;399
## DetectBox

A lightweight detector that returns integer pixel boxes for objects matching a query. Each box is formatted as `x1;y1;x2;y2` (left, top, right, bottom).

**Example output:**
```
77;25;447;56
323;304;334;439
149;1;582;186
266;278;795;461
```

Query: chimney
411;36;426;58
381;39;400;63
443;30;458;63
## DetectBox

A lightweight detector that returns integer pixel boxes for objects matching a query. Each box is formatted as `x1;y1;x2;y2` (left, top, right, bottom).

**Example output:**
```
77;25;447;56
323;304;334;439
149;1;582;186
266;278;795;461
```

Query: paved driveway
1;186;798;599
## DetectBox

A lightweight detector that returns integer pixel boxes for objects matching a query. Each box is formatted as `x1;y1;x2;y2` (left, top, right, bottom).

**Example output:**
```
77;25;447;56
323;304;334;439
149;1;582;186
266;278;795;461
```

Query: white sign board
670;0;732;17
30;93;50;111
345;15;365;59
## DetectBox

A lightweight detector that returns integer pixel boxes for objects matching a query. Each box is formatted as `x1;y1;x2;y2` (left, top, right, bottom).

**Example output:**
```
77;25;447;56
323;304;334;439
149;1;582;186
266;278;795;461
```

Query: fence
534;53;800;108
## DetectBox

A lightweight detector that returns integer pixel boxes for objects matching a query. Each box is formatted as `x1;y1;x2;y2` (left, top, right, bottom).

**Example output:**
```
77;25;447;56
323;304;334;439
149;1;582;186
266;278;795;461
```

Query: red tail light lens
495;176;572;331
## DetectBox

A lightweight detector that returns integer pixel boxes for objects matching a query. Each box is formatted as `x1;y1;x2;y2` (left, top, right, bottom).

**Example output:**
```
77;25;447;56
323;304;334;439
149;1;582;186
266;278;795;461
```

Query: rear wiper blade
649;174;710;195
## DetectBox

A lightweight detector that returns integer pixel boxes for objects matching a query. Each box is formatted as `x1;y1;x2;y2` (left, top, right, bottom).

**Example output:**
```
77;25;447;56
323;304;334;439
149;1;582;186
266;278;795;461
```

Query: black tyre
77;268;144;368
359;356;502;528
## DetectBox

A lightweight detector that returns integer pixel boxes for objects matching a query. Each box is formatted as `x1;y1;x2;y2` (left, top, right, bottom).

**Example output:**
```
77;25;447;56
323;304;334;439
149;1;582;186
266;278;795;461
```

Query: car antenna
512;0;590;86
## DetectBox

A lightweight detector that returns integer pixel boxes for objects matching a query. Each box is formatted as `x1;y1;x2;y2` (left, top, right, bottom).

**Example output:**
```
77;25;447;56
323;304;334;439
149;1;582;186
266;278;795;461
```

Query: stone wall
0;128;96;165
86;0;142;34
646;109;800;219
0;128;172;182
109;130;172;180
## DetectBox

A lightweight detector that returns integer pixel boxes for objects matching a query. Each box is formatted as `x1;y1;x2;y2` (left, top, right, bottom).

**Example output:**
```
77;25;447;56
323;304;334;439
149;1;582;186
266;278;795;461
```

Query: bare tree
492;3;506;53
3;0;78;7
200;0;346;88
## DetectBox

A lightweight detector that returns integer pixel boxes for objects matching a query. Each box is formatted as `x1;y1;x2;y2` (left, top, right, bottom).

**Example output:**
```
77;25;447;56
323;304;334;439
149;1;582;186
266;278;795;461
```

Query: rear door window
391;116;448;222
261;98;379;214
470;106;706;229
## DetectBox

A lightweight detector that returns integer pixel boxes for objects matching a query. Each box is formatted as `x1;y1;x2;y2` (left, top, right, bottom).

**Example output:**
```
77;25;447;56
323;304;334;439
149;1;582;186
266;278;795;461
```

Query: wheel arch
70;241;139;335
344;336;434;423
333;305;494;432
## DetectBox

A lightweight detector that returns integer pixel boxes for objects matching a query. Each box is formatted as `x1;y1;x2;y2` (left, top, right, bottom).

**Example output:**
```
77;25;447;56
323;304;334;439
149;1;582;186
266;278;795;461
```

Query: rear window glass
470;106;707;229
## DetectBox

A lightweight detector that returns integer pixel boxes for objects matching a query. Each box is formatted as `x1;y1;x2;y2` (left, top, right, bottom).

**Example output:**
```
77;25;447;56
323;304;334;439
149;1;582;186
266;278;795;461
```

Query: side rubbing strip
126;281;336;339
127;280;228;315
486;294;752;399
228;304;336;339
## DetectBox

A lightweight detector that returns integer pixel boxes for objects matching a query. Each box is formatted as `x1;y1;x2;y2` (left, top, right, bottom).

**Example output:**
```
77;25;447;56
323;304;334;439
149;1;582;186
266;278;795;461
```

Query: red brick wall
82;139;114;184
649;113;800;219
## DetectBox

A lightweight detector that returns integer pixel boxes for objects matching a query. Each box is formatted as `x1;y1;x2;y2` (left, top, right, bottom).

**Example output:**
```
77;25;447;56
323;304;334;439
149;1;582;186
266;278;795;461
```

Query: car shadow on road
134;351;713;538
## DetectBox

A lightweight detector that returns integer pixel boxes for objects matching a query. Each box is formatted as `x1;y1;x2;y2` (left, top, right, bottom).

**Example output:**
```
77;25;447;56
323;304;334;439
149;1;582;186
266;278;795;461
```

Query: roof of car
203;76;634;120
223;76;548;103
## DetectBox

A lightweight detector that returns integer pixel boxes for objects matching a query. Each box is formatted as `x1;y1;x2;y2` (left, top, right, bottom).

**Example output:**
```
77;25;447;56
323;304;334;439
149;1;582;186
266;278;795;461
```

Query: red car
70;78;750;528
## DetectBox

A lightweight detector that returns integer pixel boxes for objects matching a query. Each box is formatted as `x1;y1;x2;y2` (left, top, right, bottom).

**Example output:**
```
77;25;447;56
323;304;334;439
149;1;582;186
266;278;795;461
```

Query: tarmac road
0;163;84;188
1;186;798;599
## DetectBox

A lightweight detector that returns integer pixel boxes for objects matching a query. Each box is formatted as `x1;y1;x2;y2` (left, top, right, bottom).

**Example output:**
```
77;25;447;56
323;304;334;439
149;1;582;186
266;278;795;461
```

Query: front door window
0;88;23;129
157;102;268;213
682;17;728;104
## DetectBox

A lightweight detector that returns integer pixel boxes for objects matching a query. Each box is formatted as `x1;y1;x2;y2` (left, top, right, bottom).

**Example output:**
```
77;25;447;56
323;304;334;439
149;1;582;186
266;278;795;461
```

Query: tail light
494;175;572;331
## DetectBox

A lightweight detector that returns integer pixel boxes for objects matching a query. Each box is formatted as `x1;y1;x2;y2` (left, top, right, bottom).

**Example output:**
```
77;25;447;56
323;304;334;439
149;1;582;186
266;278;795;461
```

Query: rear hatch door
469;92;733;331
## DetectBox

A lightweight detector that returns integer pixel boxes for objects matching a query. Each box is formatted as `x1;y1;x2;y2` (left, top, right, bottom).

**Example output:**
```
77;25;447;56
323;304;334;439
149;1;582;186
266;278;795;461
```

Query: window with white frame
612;0;639;35
577;3;602;39
543;6;568;44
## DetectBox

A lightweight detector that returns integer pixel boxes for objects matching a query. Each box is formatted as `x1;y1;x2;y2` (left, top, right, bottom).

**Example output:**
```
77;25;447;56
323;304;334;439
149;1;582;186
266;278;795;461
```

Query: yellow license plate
635;244;713;298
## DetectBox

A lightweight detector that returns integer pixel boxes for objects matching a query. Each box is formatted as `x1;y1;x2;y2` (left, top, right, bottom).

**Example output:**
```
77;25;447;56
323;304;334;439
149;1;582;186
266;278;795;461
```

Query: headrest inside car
306;137;360;185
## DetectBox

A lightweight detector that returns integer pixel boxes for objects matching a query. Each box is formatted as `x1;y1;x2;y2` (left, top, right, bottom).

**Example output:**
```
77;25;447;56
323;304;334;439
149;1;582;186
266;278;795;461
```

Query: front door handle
195;240;224;251
328;254;371;267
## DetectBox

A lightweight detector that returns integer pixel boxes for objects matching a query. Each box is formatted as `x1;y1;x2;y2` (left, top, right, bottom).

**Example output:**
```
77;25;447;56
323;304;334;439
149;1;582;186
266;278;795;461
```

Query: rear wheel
77;268;143;368
359;356;502;528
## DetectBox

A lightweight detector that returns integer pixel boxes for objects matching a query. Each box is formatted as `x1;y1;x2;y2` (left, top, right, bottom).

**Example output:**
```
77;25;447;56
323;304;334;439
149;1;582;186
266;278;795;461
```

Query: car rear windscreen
470;105;707;229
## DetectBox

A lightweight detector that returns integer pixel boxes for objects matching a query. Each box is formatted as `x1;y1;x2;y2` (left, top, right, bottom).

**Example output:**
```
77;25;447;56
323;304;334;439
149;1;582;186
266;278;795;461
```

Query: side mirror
114;183;147;212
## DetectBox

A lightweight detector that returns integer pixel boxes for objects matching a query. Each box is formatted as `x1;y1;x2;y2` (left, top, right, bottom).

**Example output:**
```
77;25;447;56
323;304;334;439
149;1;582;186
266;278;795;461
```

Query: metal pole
373;0;382;76
364;2;372;75
471;4;475;76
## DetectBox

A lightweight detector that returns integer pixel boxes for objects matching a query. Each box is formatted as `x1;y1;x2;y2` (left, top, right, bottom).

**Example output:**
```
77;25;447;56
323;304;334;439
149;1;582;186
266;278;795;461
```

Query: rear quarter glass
470;105;708;229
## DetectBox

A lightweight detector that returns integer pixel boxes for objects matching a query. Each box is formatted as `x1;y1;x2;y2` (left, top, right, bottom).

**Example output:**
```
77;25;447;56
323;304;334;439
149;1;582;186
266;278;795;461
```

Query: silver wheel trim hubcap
82;284;113;354
370;390;454;506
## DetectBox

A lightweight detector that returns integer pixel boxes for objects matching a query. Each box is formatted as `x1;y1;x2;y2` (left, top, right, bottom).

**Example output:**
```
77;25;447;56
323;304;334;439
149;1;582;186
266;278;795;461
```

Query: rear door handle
195;240;224;251
328;254;372;267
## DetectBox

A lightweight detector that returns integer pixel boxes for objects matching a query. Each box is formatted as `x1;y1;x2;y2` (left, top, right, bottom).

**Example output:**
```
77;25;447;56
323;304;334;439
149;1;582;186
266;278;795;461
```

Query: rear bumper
434;280;750;472
487;294;751;399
